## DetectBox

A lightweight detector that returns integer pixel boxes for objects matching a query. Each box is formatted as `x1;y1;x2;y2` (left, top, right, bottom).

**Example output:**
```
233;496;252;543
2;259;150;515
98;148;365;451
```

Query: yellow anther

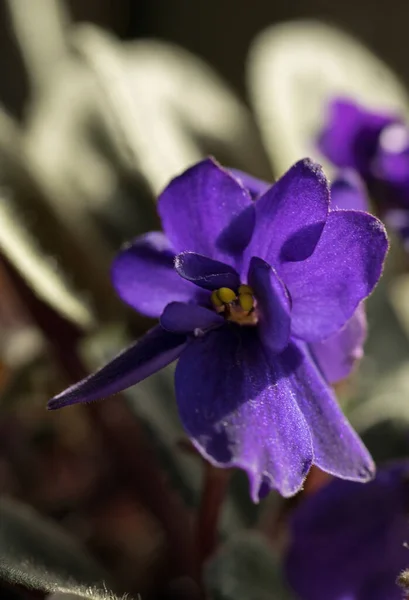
211;290;224;307
238;293;254;312
238;284;254;295
217;287;237;304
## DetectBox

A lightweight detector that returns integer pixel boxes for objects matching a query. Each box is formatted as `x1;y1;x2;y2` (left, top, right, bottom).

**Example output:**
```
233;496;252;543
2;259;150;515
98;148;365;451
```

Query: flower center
210;285;258;326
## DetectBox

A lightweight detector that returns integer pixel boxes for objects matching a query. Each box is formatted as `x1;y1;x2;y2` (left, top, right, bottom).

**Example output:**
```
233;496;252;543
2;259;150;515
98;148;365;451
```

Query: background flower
285;462;409;600
319;97;409;249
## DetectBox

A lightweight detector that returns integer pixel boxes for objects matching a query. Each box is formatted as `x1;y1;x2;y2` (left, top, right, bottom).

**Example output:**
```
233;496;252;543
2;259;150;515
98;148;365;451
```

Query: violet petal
175;327;313;501
160;302;224;333
311;304;367;384
248;257;291;354
245;159;329;270
158;158;253;264
283;210;388;342
111;232;196;318
48;326;187;409
294;342;374;482
174;252;241;291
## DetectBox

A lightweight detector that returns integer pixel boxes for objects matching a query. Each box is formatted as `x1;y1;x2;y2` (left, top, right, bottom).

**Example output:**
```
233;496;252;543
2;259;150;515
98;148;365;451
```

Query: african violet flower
285;462;409;600
48;158;388;501
319;96;409;250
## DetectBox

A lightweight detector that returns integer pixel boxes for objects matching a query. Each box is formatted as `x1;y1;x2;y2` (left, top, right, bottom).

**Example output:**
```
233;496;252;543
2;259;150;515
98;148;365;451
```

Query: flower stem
194;463;230;579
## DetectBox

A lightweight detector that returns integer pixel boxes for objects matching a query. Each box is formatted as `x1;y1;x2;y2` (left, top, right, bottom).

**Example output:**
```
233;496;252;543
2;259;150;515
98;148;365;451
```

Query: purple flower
48;158;388;501
285;462;409;600
319;97;409;246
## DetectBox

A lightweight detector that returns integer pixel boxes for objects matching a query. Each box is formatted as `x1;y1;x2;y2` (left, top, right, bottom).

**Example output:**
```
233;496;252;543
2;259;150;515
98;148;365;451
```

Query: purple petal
48;326;187;409
330;171;369;211
283;210;388;342
158;158;254;264
160;302;224;333
175;327;313;501
285;463;409;600
111;232;196;318
248;257;291;354
311;304;367;384
174;252;241;291
229;169;269;199
318;97;396;174
245;159;329;270
294;341;374;482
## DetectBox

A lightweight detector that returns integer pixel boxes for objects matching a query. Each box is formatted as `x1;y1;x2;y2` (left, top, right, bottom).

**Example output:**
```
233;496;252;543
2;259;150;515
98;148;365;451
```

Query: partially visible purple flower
48;158;387;501
318;98;397;177
319;97;409;247
285;462;409;600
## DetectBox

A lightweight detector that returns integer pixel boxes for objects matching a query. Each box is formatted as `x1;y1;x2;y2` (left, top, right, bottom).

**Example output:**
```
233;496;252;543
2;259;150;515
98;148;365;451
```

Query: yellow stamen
217;287;237;304
238;293;254;312
211;289;224;307
238;284;253;295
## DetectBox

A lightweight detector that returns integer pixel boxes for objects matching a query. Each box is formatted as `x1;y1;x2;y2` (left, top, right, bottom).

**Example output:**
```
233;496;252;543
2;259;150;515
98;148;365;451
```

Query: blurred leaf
360;421;409;465
6;0;69;94
70;24;271;195
247;20;409;176
0;496;114;597
0;191;95;330
389;272;409;339
204;532;295;600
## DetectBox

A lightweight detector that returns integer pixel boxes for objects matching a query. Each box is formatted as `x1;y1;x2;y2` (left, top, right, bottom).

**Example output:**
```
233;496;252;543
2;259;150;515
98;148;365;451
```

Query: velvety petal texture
292;343;374;481
158;158;254;265
282;211;388;341
175;327;313;501
111;232;195;318
48;326;187;409
248;257;291;355
245;159;329;269
285;462;409;600
174;252;241;291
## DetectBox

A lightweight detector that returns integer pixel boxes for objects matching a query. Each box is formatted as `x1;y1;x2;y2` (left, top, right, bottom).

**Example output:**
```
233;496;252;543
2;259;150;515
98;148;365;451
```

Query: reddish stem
194;463;230;579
